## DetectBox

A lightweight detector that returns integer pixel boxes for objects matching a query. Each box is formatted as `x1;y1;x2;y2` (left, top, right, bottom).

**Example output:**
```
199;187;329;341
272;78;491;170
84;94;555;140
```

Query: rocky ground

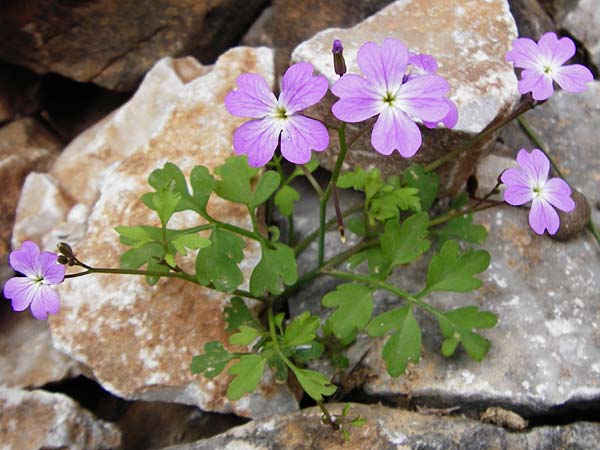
1;1;599;449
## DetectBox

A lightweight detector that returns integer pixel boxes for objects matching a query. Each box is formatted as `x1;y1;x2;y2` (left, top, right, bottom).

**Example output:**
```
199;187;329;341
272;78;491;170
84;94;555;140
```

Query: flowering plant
4;33;596;436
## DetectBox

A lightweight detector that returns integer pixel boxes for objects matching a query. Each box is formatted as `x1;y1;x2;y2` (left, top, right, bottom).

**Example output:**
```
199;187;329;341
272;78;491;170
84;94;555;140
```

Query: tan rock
0;118;61;258
292;0;520;195
0;387;121;450
16;49;299;418
0;1;270;91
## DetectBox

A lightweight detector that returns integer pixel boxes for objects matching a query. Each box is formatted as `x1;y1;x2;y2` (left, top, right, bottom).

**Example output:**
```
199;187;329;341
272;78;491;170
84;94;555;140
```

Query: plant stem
517;116;600;247
299;164;324;197
424;97;535;173
319;124;348;265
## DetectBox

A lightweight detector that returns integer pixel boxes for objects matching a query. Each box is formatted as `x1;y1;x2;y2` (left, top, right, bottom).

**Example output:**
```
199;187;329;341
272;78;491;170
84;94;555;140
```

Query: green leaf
274;185;300;217
153;186;182;227
438;306;497;361
227;354;265;400
379;306;421;377
284;312;320;346
403;164;439;210
434;214;488;245
171;233;211;256
290;156;320;179
224;297;260;332
189;165;215;212
250;171;281;209
229;325;262;346
214;156;259;206
366;307;409;337
250;243;298;296
337;167;367;191
346;216;366;238
267;354;288;381
424;240;490;294
195;228;245;293
370;187;421;222
292;341;324;363
291;367;336;401
380;213;430;268
190;341;235;378
120;242;164;270
116;225;156;248
322;284;373;340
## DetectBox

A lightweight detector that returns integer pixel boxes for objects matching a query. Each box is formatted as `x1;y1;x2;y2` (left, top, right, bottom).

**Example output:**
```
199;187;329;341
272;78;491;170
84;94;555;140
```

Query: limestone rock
0;387;121;450
0;118;61;259
555;0;600;70
0;62;43;123
508;0;555;39
0;1;270;91
165;402;600;450
14;49;299;418
0;302;80;389
292;0;520;195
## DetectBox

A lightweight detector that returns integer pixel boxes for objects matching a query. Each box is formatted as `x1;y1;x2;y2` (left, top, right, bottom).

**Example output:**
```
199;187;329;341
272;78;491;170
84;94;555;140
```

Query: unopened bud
57;242;74;258
57;255;69;265
332;39;347;76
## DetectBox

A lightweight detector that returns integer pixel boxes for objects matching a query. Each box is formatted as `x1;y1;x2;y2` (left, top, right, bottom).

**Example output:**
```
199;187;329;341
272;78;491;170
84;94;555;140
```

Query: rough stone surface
13;50;299;418
508;0;556;39
0;0;269;91
165;402;600;450
292;0;520;195
555;0;600;71
0;118;61;259
0;387;121;450
0;62;43;123
0;301;80;389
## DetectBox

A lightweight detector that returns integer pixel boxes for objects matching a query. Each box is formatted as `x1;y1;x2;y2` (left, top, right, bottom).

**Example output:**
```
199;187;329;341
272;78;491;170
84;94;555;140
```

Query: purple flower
505;32;593;101
331;38;453;158
501;149;575;235
225;62;329;167
3;241;64;320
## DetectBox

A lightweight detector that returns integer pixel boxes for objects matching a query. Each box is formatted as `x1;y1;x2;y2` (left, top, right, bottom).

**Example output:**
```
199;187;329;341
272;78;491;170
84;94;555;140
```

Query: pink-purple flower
505;32;593;101
3;241;64;320
331;38;454;158
225;62;329;167
501;149;575;235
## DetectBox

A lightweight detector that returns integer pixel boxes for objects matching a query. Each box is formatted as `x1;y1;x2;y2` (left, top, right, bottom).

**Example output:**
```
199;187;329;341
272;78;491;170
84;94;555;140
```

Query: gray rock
0;387;121;450
163;402;600;450
555;0;600;71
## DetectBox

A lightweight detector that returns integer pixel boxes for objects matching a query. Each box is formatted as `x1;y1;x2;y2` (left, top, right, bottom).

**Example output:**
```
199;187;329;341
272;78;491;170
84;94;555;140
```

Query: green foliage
274;185;300;217
380;213;431;268
229;325;263;346
423;240;491;294
367;306;421;377
250;243;298;296
322;283;373;340
438;306;497;361
403;164;440;210
195;228;245;293
291;367;336;401
227;354;266;400
434;214;488;245
224;297;260;332
283;312;320;347
190;341;236;378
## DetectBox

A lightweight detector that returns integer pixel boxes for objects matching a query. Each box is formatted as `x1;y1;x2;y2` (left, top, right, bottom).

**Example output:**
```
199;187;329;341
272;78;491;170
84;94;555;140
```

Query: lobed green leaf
249;243;298;296
322;283;374;340
195;228;245;293
227;354;266;400
190;341;235;378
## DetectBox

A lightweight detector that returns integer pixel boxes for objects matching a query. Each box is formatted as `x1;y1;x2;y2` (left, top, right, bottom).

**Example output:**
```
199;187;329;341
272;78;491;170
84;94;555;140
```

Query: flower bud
332;39;347;76
57;255;69;265
57;242;74;258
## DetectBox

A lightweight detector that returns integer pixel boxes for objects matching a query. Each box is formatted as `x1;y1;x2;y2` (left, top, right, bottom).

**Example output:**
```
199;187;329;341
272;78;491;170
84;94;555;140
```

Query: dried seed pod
551;190;591;241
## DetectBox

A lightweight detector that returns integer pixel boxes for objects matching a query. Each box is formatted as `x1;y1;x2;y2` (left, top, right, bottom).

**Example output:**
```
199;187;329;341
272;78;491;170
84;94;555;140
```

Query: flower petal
331;74;381;122
518;69;554;100
40;251;65;284
396;75;450;122
529;197;559;235
279;62;329;114
553;64;593;93
503;185;534;206
9;241;42;278
225;73;277;118
357;39;408;92
280;115;329;164
538;32;575;67
506;37;542;69
516;148;549;187
408;53;438;75
371;107;421;157
542;177;575;212
29;285;60;320
423;99;458;129
3;277;36;311
501;166;530;190
232;118;280;167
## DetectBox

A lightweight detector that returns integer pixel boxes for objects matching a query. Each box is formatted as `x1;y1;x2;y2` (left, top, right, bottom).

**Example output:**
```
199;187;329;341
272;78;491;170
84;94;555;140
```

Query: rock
0;301;80;389
0;1;269;91
0;118;61;259
508;0;556;39
164;402;600;450
554;0;600;71
292;0;520;195
0;387;121;450
14;49;299;418
552;190;591;241
117;401;246;449
0;62;43;123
